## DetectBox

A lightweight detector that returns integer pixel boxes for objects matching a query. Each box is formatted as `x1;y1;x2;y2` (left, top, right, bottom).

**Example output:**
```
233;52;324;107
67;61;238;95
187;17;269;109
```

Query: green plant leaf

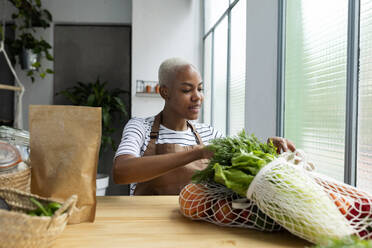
32;61;41;68
87;94;95;106
102;108;111;129
113;97;128;117
46;53;53;61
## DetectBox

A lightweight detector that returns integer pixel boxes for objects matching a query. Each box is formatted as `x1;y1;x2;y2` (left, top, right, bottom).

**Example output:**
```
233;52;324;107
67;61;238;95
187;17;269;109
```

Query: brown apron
134;113;209;195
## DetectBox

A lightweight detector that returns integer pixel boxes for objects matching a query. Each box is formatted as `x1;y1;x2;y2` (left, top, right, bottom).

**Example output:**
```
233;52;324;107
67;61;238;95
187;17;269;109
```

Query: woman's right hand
114;146;215;185
267;137;296;154
195;145;214;159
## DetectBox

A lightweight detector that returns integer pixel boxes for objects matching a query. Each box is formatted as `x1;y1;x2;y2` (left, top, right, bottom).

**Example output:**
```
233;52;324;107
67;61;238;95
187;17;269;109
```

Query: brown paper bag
29;105;101;224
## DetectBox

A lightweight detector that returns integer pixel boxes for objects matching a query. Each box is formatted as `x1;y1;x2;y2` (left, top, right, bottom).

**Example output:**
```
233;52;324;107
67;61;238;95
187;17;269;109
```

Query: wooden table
54;196;311;248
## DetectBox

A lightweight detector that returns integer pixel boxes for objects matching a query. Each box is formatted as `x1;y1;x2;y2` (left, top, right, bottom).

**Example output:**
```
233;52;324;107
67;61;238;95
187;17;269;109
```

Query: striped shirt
115;116;223;159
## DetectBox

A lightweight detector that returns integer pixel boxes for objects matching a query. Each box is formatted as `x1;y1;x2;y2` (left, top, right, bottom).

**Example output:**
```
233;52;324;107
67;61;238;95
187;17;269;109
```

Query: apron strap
148;112;162;147
149;112;204;145
187;121;204;145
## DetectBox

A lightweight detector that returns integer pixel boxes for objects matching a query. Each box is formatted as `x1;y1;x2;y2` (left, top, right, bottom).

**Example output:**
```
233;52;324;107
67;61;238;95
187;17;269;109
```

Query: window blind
212;17;228;135
284;0;348;181
229;0;246;135
357;0;372;193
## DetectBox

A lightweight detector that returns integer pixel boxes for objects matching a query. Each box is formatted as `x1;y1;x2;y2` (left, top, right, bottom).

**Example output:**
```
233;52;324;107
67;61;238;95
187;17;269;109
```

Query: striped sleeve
115;118;146;158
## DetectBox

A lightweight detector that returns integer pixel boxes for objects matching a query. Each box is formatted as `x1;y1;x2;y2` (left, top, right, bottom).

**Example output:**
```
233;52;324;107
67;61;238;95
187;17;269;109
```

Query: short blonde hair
158;57;195;87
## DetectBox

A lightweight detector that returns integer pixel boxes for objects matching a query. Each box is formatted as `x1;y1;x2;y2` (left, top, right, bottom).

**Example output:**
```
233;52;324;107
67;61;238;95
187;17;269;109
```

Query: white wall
47;0;131;24
131;0;202;117
245;0;278;140
5;0;132;130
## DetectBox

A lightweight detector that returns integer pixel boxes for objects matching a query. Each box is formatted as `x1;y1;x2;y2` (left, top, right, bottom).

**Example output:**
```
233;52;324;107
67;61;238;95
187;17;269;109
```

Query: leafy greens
192;131;278;196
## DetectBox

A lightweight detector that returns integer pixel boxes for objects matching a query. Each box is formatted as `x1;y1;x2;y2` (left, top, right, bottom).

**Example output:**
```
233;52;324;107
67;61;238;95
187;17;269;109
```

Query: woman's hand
114;146;214;184
267;137;296;154
195;145;214;159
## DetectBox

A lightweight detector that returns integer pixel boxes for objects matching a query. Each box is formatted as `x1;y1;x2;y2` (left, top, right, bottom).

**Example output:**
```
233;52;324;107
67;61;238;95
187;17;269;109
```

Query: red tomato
179;184;211;219
212;198;239;224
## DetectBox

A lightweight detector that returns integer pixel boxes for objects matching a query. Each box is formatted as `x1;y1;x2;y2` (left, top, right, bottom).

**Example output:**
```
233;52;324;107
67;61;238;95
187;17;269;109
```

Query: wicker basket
0;164;31;192
0;188;77;248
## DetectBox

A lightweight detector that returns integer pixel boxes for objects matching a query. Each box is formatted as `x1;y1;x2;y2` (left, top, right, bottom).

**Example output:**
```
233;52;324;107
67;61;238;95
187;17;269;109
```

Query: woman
113;57;295;195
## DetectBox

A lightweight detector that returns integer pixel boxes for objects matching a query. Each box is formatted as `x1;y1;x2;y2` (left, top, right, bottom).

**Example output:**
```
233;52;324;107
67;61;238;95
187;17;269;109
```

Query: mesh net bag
311;172;372;240
246;151;372;244
179;182;281;231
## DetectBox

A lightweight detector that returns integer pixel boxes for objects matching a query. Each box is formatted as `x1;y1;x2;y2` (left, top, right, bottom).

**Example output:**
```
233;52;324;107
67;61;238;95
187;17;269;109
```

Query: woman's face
164;65;204;120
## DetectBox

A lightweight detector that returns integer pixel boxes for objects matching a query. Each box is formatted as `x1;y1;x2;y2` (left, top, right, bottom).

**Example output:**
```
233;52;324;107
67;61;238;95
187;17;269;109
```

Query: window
282;0;372;192
203;0;246;136
284;0;348;182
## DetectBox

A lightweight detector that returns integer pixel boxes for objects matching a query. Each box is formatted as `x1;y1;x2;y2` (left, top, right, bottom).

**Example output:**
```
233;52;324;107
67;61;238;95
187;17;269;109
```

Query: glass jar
0;141;22;174
0;126;30;162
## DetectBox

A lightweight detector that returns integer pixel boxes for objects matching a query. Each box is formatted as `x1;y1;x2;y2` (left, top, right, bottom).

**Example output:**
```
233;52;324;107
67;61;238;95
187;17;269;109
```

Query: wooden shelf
135;92;161;98
0;84;22;92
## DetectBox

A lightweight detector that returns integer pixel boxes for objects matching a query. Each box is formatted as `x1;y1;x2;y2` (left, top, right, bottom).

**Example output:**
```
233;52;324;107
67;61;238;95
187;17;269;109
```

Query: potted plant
0;0;54;82
57;77;129;196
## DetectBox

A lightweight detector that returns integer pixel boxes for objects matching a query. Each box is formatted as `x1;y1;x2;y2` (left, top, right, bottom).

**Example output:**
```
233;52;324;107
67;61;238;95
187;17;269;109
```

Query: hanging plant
1;0;54;82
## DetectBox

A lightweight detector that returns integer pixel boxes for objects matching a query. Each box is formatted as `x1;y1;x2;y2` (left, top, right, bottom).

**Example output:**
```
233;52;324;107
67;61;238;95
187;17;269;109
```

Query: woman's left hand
267;137;296;154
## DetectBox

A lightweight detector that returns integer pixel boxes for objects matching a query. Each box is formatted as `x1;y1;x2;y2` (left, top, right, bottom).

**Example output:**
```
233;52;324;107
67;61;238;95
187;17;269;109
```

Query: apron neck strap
149;112;162;139
186;121;203;145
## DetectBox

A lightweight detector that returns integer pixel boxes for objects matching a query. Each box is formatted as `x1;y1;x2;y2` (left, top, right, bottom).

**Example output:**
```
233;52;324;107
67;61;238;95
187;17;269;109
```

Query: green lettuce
192;131;277;196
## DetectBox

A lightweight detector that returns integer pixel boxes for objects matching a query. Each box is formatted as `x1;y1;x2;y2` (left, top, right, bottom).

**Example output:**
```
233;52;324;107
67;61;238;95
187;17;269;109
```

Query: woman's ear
159;85;169;100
